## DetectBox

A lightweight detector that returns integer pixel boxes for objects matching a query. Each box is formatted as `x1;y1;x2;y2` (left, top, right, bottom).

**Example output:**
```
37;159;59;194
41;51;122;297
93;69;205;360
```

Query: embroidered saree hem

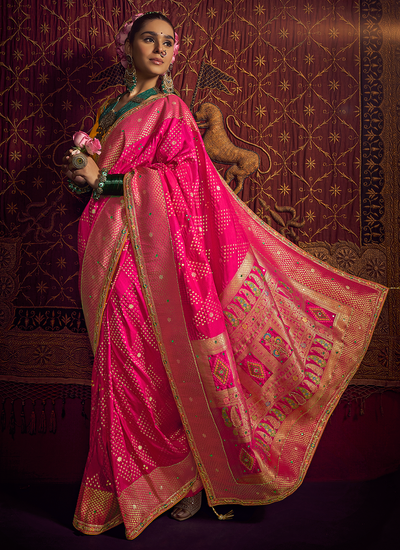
73;457;198;539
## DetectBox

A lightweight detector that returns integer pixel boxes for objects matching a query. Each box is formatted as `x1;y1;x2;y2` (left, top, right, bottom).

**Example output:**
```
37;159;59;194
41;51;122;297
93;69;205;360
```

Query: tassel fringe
9;401;15;438
50;401;57;434
21;401;27;434
39;400;46;433
0;386;92;434
211;506;234;520
1;402;5;432
28;407;36;435
81;399;88;420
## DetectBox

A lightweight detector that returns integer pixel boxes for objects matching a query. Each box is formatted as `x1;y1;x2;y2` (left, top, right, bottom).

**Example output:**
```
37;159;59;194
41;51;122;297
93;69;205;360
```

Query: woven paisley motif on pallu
73;95;386;537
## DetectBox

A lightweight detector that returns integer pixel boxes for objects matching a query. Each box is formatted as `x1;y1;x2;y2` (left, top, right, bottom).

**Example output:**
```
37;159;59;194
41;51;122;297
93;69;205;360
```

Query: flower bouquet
72;131;102;157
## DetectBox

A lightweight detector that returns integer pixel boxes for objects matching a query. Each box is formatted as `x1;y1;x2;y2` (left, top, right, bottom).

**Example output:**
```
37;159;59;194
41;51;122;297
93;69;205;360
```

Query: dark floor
1;469;399;550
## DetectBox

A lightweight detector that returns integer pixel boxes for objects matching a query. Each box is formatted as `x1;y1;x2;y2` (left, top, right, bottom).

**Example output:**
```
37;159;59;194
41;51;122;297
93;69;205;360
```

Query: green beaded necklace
97;87;160;139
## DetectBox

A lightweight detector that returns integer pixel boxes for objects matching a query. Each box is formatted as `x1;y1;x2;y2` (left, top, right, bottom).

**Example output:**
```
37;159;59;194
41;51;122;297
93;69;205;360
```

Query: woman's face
126;19;175;80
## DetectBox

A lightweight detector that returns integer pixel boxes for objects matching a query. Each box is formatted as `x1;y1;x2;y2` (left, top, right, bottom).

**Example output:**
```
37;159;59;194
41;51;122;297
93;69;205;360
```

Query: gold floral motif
304;3;313;14
329;132;340;143
255;105;266;117
365;259;386;280
305;159;316;170
11;99;22;110
335;247;357;270
279;131;290;143
6;203;18;214
299;242;387;285
279;79;290;91
89;27;99;38
304;105;315;116
304;53;314;65
63;48;73;60
254;55;266;67
254;4;265;16
182;35;194;46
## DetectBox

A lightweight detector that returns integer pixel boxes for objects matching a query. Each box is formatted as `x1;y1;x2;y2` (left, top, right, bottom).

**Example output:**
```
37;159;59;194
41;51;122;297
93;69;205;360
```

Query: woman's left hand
62;149;100;188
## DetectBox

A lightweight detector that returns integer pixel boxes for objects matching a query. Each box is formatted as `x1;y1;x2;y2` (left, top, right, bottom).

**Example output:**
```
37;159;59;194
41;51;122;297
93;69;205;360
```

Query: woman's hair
127;12;175;44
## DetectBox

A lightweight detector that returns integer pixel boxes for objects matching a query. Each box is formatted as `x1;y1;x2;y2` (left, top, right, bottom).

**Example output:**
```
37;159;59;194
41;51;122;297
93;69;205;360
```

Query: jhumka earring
125;54;137;92
161;64;174;94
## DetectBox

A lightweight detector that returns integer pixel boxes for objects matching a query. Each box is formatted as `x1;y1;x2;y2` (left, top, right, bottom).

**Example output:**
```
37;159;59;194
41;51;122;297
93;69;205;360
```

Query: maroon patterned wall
0;1;398;406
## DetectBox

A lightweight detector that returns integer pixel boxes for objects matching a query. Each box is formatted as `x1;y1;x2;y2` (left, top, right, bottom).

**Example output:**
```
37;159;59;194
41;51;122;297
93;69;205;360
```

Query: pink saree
73;94;387;539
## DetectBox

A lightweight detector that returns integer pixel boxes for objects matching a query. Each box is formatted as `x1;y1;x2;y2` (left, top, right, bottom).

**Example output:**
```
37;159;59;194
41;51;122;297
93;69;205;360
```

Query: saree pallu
73;94;387;539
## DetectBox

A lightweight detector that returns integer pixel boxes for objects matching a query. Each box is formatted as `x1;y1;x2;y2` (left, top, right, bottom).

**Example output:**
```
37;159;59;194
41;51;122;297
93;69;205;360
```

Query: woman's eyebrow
141;30;175;41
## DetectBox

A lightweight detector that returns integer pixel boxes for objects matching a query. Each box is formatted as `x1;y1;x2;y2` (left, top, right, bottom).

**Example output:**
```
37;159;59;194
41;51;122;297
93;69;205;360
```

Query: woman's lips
149;58;164;65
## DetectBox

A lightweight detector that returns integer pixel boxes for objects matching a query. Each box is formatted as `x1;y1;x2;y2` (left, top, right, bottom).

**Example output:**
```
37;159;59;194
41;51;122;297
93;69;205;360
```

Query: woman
63;12;387;540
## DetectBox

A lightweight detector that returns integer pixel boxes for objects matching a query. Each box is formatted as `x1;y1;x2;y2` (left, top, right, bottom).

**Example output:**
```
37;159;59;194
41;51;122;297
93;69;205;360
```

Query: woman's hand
62;149;100;189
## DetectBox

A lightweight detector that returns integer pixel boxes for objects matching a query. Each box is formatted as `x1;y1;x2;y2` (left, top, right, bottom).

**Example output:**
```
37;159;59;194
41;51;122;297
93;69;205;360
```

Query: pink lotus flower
85;138;101;156
73;131;101;156
73;131;91;149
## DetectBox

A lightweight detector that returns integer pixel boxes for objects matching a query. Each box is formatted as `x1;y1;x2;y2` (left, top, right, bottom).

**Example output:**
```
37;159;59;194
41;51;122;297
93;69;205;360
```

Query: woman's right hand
62;149;100;188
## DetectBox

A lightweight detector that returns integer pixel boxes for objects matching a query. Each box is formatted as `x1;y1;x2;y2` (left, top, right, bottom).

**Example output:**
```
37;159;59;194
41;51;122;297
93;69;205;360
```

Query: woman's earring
161;64;174;94
125;54;137;92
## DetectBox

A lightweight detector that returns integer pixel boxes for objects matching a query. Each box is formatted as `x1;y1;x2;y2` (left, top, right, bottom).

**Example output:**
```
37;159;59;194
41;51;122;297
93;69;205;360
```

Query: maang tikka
125;54;137;92
161;64;174;94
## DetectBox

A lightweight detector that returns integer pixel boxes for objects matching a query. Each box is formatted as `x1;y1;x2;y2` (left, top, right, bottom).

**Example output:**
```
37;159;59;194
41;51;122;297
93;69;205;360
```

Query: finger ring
71;153;88;169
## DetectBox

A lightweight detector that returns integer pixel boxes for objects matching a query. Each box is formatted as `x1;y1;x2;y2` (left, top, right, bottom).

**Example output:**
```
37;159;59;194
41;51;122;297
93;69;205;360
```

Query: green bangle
102;174;124;195
102;182;124;194
92;172;125;200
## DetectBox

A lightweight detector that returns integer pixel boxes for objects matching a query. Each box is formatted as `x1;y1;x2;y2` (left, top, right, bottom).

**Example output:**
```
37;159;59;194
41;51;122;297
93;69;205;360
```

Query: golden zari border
80;197;128;353
82;96;167;353
73;454;198;539
123;164;218;502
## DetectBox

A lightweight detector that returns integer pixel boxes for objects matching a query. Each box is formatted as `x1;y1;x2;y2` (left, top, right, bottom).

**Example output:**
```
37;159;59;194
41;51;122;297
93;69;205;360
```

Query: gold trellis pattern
0;0;398;388
184;2;361;244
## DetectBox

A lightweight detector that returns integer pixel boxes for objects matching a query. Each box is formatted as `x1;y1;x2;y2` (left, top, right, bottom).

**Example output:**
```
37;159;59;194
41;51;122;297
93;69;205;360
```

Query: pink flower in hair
115;13;143;68
171;33;179;65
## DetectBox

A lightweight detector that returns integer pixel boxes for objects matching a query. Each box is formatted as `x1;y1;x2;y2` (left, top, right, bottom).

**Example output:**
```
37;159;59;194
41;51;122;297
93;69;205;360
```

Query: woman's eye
142;36;173;47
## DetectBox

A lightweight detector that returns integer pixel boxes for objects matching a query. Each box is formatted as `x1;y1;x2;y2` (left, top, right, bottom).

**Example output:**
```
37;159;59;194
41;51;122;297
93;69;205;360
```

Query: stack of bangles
68;170;125;201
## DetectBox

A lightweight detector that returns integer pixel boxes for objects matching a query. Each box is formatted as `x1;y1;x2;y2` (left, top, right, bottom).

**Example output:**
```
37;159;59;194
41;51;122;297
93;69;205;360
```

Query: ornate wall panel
0;0;399;409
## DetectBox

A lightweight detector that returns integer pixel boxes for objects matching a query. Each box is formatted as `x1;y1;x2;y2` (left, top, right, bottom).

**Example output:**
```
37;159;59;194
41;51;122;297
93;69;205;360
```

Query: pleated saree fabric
73;94;387;539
